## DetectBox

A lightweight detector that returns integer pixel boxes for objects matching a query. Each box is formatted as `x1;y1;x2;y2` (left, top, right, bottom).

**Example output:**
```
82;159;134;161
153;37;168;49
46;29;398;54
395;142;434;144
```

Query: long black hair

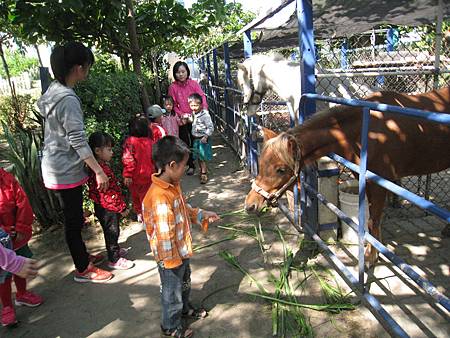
50;41;94;85
172;61;190;81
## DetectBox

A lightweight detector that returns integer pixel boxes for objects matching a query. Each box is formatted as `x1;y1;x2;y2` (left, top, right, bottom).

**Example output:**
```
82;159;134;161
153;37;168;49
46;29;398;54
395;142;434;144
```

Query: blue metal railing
299;93;450;314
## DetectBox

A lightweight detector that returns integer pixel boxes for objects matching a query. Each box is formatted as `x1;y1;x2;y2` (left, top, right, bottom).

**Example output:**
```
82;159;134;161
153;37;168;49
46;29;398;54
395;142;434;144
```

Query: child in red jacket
146;104;167;143
122;116;154;221
88;132;134;270
0;168;43;327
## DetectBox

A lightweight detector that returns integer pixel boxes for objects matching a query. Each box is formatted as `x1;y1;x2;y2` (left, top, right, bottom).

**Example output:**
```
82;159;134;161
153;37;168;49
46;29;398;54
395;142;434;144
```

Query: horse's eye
276;167;286;175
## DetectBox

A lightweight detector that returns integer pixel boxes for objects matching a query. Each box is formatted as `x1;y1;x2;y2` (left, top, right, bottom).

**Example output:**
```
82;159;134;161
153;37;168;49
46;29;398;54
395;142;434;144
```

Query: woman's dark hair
129;116;150;138
88;131;114;154
172;61;190;81
50;41;95;85
153;136;190;172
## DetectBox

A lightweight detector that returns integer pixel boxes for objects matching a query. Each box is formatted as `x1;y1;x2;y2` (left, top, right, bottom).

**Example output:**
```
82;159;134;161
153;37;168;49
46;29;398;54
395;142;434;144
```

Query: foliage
91;52;120;74
75;71;145;179
178;1;255;57
0;93;36;132
0;49;38;78
0;115;63;227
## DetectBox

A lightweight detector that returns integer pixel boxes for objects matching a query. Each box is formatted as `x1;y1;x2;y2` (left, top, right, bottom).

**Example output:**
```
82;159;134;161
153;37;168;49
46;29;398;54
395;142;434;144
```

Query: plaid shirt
142;174;207;269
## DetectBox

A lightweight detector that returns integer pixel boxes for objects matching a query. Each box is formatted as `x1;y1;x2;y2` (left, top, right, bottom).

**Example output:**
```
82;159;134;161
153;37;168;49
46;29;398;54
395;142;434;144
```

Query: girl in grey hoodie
38;42;112;283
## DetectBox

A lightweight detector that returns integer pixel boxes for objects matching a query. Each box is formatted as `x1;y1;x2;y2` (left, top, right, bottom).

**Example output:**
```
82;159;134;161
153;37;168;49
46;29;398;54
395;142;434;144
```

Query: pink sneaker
74;263;113;283
89;253;105;265
1;306;17;327
15;291;44;307
107;257;134;270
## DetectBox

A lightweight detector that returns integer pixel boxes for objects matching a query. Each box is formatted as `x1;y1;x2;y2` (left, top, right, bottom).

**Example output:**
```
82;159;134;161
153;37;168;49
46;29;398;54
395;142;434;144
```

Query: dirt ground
3;134;448;338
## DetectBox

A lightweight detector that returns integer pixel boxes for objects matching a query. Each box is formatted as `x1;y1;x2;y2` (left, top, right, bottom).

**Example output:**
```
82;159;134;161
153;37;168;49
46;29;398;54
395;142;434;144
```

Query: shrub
76;71;148;181
0;94;36;132
0;114;63;227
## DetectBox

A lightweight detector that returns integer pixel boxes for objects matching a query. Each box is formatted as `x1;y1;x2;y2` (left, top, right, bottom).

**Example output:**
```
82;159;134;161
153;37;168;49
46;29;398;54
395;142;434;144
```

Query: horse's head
245;128;301;214
237;58;268;116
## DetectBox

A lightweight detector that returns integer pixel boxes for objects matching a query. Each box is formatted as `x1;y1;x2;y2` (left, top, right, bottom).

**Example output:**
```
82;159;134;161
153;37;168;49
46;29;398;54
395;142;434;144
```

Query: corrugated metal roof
231;0;448;58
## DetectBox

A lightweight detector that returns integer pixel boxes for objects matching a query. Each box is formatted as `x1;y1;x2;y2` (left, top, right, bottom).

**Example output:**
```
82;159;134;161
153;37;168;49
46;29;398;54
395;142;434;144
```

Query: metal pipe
329;153;450;223
302;182;450;312
278;197;409;337
301;94;450;124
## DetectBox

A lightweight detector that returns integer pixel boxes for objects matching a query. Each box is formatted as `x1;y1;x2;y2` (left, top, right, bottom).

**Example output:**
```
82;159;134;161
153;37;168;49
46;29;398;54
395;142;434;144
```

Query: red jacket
87;162;126;213
122;136;154;184
148;123;167;144
0;168;33;249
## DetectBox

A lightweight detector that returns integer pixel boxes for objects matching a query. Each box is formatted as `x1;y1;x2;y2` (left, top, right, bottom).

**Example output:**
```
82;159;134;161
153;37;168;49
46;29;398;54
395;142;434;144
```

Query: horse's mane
262;104;356;168
294;104;354;131
262;133;297;170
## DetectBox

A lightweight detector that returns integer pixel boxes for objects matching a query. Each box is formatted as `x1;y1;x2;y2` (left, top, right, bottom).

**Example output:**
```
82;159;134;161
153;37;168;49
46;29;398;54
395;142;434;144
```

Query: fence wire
205;25;449;229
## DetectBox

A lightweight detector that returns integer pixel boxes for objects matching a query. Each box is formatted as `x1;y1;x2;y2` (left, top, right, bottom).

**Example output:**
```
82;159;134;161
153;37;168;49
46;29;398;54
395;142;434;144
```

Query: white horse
237;54;373;118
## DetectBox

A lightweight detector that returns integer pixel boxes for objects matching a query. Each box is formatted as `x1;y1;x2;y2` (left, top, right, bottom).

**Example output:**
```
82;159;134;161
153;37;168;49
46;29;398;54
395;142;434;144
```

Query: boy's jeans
158;259;191;330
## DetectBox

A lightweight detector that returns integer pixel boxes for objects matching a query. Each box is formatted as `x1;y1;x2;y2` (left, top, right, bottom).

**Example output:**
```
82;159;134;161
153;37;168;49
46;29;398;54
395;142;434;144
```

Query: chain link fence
204;24;449;228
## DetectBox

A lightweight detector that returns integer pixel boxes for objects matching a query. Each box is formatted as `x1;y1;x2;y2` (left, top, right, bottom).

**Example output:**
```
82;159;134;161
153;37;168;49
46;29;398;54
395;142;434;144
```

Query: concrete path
3;134;448;337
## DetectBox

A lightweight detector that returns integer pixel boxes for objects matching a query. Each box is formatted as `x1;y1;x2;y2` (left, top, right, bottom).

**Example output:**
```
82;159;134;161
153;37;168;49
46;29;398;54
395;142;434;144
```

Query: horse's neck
261;62;300;102
292;107;361;165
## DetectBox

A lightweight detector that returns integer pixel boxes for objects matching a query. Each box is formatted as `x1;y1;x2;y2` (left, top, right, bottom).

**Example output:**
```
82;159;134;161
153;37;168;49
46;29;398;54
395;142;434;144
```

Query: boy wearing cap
146;104;168;144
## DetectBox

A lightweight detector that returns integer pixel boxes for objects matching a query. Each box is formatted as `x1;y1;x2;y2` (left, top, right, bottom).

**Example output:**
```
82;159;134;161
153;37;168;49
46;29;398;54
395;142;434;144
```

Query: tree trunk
125;0;150;111
0;42;15;95
35;44;43;67
151;52;161;103
121;52;130;71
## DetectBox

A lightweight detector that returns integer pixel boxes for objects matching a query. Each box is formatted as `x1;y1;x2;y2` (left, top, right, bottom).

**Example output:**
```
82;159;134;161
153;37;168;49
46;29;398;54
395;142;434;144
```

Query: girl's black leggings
179;122;195;169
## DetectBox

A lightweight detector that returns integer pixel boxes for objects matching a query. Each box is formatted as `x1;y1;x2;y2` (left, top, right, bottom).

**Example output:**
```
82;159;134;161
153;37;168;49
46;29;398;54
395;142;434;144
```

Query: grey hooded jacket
192;109;214;138
38;81;93;187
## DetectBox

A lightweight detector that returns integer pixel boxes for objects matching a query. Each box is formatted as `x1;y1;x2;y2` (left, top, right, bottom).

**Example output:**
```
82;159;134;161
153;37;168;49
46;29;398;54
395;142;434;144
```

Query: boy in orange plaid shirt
142;136;219;338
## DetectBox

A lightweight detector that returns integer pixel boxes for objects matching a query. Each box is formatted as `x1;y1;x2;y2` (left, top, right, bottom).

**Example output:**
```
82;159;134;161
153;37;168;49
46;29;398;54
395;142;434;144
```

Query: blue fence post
206;53;212;107
340;40;348;70
386;28;398;52
212;49;220;122
377;28;398;87
223;42;233;137
243;29;256;175
358;107;370;293
297;0;318;232
243;30;252;58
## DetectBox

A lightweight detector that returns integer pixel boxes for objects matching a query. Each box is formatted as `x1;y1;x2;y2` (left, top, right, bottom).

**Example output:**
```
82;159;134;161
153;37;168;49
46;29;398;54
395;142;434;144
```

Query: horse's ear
261;127;278;142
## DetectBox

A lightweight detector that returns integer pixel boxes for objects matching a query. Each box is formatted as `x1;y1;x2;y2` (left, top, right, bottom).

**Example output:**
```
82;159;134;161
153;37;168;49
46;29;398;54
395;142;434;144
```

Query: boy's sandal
182;304;208;319
200;173;208;184
161;326;193;338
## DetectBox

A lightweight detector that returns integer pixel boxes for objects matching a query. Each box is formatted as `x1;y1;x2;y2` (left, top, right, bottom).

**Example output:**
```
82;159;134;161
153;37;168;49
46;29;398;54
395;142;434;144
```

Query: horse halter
247;76;265;105
250;138;302;207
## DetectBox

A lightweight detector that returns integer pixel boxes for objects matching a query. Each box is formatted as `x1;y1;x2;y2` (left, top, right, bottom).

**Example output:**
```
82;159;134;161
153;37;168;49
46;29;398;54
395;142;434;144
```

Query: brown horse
245;87;450;266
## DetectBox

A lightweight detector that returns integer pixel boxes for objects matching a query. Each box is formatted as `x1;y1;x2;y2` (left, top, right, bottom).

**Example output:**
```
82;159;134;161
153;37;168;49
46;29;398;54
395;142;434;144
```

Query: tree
125;0;150;109
178;0;255;57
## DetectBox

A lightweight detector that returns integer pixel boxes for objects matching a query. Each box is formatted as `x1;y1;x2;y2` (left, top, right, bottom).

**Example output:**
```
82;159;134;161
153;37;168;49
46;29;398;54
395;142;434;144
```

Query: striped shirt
142;174;207;268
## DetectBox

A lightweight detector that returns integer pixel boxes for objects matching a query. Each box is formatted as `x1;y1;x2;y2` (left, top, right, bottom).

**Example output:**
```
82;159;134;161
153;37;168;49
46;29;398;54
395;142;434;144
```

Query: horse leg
365;182;387;267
